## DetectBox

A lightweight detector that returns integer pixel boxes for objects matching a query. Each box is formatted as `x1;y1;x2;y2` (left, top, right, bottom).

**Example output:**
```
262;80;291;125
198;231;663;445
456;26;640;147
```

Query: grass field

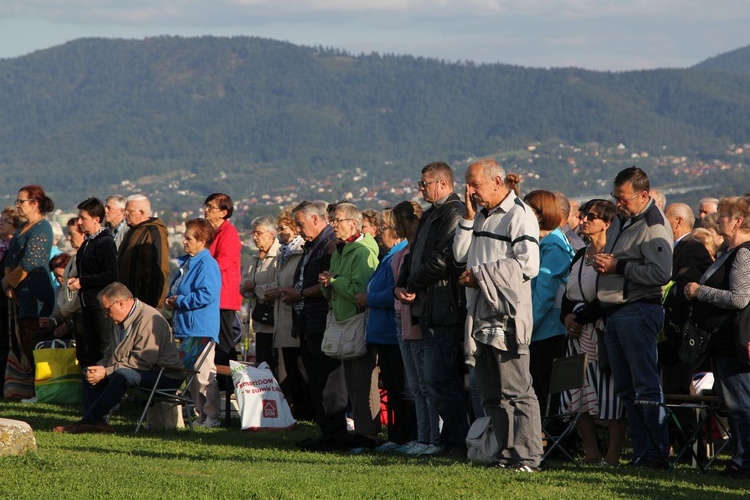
1;400;748;499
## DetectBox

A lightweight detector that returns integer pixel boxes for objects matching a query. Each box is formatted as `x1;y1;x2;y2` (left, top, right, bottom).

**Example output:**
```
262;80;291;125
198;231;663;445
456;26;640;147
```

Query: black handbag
251;301;275;326
678;307;730;368
678;320;715;368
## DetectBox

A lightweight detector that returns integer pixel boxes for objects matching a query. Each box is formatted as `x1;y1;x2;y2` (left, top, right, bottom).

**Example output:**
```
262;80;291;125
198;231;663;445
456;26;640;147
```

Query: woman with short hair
165;218;222;428
524;190;575;413
240;216;281;371
561;199;627;465
684;196;750;479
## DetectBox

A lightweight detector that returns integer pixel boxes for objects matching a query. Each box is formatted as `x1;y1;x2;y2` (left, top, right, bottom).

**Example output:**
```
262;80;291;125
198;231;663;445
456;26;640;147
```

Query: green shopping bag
34;339;82;404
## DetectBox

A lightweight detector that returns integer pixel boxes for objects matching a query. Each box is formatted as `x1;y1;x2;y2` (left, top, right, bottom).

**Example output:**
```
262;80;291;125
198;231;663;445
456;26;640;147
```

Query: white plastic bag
230;360;296;431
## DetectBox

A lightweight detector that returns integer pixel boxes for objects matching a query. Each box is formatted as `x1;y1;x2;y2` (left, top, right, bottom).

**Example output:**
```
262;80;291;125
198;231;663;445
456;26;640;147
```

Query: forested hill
693;44;750;74
1;36;750;209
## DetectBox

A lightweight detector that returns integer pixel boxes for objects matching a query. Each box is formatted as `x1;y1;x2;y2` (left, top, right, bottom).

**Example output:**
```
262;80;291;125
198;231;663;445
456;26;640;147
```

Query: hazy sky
0;1;748;71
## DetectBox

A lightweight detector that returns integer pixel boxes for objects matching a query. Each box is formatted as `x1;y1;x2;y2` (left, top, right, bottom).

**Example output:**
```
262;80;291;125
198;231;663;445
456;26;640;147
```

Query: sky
0;1;748;71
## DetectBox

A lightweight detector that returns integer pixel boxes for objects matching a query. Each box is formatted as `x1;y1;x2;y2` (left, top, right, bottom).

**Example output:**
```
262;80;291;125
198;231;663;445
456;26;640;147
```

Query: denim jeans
420;321;469;447
400;337;441;445
82;368;184;424
604;303;668;462
713;356;750;467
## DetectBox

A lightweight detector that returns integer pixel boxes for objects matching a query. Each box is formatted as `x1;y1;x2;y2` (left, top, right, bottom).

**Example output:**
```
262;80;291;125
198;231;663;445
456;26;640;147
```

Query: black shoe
632;457;669;471
438;445;468;461
508;462;541;473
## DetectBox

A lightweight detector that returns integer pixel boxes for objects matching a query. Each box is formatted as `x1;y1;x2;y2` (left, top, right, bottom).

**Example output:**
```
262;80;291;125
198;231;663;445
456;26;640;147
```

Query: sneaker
509;463;541;473
374;441;400;452
419;444;443;456
21;396;37;403
405;443;429;456
395;440;419;453
197;418;221;428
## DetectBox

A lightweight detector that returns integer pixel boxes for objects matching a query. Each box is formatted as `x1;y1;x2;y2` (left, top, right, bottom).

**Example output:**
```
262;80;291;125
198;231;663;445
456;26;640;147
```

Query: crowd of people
1;162;749;479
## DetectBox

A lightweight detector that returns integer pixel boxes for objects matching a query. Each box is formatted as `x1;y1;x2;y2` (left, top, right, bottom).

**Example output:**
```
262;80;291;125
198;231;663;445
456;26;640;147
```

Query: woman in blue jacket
165;218;222;428
355;208;412;450
524;190;575;415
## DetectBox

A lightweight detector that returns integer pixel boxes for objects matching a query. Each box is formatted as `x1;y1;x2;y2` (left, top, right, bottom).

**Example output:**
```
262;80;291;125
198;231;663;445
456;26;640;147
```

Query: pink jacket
391;246;422;340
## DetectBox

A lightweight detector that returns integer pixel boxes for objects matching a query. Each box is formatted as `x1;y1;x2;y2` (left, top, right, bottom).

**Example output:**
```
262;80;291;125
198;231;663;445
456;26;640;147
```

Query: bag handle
34;338;69;350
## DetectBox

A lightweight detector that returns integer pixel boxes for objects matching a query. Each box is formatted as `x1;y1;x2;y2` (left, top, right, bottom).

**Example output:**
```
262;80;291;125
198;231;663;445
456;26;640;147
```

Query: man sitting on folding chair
54;282;184;434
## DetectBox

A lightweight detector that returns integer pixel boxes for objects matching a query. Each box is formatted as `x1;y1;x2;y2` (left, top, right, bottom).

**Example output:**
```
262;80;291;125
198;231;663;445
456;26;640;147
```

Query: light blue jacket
170;249;221;342
531;227;574;342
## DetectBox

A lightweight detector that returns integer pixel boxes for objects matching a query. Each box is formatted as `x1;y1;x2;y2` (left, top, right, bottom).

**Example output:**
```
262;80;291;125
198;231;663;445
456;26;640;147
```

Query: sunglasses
581;212;604;222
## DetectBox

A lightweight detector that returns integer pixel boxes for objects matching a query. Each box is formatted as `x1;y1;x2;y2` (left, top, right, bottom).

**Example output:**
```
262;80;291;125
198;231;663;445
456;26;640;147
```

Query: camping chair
541;352;588;467
634;393;731;472
132;337;214;434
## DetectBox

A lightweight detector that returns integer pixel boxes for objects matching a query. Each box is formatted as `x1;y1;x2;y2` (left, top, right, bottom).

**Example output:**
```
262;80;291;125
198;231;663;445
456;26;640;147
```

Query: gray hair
472;158;505;184
97;282;134;303
106;195;127;209
126;194;152;215
666;203;696;230
333;202;362;231
292;200;328;220
554;192;571;217
50;221;64;242
699;197;719;210
251;216;278;235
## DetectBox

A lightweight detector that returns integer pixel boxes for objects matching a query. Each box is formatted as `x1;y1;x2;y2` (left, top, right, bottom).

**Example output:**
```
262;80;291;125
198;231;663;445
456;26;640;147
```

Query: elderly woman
561;199;627;466
2;186;56;399
267;210;312;419
355;208;412;451
684;196;750;479
523;190;575;411
204;193;243;367
320;202;379;444
165;218;222;428
701;212;726;258
240;216;281;371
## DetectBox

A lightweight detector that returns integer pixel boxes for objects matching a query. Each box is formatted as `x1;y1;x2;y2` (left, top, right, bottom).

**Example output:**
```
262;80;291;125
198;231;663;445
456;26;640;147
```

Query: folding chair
634;394;731;472
541;352;588;467
132;337;214;434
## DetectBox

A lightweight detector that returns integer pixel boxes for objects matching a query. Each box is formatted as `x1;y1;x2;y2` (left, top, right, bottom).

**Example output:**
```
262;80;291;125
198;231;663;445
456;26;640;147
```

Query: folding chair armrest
156;362;187;372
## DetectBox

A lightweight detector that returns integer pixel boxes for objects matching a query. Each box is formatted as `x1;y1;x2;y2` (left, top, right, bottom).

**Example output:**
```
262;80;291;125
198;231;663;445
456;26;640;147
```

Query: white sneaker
21;396;37;403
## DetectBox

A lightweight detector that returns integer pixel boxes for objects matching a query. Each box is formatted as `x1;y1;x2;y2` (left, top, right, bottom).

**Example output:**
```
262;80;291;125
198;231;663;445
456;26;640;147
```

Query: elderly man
555;192;585;251
105;195;129;249
661;203;713;393
698;197;719;221
394;161;469;457
593;166;673;468
281;200;348;451
118;194;170;308
53;282;184;434
454;158;543;471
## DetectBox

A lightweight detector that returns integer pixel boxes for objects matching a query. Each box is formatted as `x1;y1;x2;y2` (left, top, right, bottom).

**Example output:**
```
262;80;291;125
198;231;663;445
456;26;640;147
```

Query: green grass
1;400;748;499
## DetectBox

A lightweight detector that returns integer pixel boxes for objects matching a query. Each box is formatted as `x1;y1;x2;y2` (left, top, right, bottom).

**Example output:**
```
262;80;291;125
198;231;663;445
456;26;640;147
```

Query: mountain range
0;36;749;213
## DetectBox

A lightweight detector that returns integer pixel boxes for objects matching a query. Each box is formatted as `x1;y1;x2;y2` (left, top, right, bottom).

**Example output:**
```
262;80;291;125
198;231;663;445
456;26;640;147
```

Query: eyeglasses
102;301;120;317
204;205;221;212
330;218;354;225
610;191;642;205
15;199;31;205
581;212;604;222
252;230;270;237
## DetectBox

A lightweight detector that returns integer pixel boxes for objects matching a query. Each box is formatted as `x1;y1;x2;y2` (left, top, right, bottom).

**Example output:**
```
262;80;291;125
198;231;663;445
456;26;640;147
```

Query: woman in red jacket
204;193;243;366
